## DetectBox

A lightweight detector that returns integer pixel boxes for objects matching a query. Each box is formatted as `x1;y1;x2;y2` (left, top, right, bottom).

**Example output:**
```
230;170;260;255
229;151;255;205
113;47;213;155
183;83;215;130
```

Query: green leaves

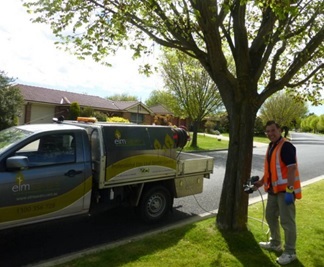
0;71;24;130
259;90;308;128
159;48;223;122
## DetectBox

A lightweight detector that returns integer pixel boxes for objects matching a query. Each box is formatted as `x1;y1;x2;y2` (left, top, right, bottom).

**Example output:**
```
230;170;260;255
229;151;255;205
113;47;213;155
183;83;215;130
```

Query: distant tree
259;91;308;131
0;71;24;130
310;116;320;133
160;49;223;148
145;90;183;117
300;115;318;132
107;93;138;101
300;116;311;132
217;112;230;133
69;102;80;120
145;90;164;108
254;117;264;136
317;115;324;133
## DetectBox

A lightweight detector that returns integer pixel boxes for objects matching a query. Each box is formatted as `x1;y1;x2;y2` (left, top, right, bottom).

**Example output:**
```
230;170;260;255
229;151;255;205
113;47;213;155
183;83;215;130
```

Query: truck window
14;133;76;167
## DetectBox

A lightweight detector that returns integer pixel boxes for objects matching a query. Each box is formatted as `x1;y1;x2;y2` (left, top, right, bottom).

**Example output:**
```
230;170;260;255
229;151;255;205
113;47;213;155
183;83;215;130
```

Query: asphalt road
1;132;323;267
174;132;324;215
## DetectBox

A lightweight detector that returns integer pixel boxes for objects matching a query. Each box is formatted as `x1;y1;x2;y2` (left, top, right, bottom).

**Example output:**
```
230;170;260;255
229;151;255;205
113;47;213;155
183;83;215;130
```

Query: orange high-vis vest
264;138;302;199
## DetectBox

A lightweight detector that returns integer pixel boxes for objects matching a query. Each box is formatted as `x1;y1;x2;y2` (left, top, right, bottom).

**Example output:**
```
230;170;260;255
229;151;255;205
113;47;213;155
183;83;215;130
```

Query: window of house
130;113;144;124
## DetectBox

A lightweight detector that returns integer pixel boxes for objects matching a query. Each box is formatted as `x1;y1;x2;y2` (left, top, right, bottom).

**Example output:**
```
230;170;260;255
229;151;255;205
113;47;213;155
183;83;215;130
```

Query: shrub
107;116;130;123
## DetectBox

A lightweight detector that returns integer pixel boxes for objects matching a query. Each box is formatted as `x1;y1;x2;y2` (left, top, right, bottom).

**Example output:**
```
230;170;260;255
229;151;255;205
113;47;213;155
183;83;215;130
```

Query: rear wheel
137;185;172;223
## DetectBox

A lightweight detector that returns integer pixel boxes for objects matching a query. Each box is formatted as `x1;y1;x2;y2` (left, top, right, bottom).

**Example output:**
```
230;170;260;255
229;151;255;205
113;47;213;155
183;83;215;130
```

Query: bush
204;120;216;134
107;116;130;123
93;111;107;122
81;106;94;117
69;102;80;120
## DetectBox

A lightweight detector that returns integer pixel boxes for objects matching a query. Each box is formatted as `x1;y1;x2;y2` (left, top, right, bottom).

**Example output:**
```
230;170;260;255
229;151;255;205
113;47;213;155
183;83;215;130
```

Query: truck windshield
0;127;33;153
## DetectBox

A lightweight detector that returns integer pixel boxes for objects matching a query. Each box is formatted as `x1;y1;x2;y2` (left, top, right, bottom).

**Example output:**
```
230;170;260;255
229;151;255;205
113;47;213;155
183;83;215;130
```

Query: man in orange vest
254;120;302;265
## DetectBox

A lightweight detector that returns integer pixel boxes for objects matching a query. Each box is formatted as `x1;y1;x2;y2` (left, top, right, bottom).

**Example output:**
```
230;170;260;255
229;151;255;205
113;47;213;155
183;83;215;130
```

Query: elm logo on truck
114;129;127;145
12;173;31;193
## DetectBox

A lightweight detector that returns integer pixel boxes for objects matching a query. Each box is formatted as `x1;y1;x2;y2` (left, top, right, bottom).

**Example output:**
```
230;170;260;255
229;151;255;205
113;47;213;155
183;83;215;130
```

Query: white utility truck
0;117;214;230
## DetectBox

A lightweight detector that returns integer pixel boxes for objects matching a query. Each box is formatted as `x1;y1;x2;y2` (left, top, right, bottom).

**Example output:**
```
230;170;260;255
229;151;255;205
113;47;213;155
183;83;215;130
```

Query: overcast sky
0;1;322;114
0;0;163;101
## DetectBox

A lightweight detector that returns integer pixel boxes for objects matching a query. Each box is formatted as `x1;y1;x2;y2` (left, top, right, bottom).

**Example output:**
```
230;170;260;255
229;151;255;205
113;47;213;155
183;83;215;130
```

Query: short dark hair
265;120;281;129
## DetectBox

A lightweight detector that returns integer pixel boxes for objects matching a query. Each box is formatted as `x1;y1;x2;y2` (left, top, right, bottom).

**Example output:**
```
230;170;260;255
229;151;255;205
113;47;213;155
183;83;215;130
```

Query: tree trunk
216;101;258;231
190;120;199;148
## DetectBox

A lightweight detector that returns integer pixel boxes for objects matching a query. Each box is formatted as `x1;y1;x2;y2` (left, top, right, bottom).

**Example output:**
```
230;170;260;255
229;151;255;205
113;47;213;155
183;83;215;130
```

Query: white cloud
0;0;163;101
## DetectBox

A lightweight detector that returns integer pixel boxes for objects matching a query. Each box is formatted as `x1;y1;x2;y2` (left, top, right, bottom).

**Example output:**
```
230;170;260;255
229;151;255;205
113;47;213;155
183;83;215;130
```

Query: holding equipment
243;176;260;194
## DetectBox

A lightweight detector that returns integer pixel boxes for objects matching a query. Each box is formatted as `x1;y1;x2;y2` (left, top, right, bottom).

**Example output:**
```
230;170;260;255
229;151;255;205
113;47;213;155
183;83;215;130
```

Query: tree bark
216;96;258;231
190;120;199;148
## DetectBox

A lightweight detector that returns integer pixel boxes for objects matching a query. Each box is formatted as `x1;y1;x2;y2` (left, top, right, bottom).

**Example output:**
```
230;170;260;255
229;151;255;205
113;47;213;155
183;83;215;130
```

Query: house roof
113;101;140;110
17;84;154;114
114;101;154;115
149;104;173;115
18;84;119;111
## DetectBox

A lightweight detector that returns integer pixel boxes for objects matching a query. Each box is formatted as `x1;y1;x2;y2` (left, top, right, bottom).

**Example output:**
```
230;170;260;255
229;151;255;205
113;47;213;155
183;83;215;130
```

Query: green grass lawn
182;133;268;151
57;180;324;267
183;134;229;151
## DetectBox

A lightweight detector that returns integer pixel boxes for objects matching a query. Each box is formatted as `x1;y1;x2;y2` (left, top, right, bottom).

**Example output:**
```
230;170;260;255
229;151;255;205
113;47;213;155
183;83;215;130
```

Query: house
17;84;154;125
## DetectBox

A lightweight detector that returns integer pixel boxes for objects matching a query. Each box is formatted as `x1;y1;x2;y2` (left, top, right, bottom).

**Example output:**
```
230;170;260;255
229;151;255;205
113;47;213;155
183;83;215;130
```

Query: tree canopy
107;93;139;101
23;0;323;231
0;71;24;130
145;89;179;113
259;91;308;129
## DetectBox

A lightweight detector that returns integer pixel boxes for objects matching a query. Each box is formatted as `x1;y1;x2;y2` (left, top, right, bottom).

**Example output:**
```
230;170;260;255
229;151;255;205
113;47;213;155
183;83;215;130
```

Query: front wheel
137;185;172;223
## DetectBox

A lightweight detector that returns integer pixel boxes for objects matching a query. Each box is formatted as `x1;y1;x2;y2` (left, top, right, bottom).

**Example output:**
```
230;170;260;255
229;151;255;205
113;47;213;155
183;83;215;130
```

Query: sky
0;0;323;115
0;0;163;102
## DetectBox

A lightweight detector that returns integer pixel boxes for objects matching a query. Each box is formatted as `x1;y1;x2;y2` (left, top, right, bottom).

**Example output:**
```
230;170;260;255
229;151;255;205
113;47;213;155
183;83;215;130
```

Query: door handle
64;170;83;177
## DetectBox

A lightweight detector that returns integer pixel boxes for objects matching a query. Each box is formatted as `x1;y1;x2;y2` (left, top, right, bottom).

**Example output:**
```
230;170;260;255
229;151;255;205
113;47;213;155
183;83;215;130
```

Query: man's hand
285;192;295;205
253;180;263;191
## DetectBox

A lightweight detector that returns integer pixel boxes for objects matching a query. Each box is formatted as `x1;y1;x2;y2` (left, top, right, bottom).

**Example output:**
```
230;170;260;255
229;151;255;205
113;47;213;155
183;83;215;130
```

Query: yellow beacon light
77;117;97;123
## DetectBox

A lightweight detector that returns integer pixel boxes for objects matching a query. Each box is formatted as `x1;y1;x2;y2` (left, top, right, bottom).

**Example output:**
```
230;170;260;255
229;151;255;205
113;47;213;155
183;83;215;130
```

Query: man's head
265;120;282;143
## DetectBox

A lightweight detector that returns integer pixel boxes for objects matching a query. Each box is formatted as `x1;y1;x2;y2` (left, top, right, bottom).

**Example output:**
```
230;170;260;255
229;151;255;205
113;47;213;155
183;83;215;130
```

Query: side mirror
6;156;29;170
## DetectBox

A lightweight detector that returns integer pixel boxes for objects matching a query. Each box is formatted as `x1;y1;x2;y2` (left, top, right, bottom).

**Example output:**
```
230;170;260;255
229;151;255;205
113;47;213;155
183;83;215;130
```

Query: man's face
265;124;281;143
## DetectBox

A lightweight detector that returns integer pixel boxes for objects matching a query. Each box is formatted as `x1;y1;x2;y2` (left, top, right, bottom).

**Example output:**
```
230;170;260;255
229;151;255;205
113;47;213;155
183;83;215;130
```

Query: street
1;132;323;267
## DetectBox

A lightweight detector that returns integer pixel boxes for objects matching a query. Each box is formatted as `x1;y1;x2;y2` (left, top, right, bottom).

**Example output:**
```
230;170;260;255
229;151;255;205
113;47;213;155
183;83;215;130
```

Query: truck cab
0;124;93;230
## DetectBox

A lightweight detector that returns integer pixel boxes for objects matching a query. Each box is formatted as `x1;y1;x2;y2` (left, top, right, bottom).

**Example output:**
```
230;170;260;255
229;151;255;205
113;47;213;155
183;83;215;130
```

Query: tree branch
262;26;324;100
231;1;250;85
269;40;287;83
283;26;324;81
286;63;324;88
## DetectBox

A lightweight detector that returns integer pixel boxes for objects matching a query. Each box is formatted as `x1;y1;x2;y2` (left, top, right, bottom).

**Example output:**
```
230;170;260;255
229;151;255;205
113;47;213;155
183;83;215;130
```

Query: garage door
30;104;55;124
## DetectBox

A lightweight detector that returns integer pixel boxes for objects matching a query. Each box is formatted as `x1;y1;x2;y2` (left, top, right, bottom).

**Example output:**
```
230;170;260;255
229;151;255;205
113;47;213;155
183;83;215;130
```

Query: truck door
0;131;92;229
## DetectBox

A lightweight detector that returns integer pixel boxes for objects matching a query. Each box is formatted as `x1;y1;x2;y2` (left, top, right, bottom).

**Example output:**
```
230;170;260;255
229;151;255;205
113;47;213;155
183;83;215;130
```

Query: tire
137;185;172;223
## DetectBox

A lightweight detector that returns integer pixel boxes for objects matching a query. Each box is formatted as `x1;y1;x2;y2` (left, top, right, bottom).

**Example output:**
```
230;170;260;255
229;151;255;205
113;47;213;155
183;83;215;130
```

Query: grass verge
183;133;268;151
57;180;324;267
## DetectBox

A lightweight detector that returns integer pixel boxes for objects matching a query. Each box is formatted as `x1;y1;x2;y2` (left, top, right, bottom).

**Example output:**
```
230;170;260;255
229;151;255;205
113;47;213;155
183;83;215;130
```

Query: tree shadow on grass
217;229;306;267
80;223;197;267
